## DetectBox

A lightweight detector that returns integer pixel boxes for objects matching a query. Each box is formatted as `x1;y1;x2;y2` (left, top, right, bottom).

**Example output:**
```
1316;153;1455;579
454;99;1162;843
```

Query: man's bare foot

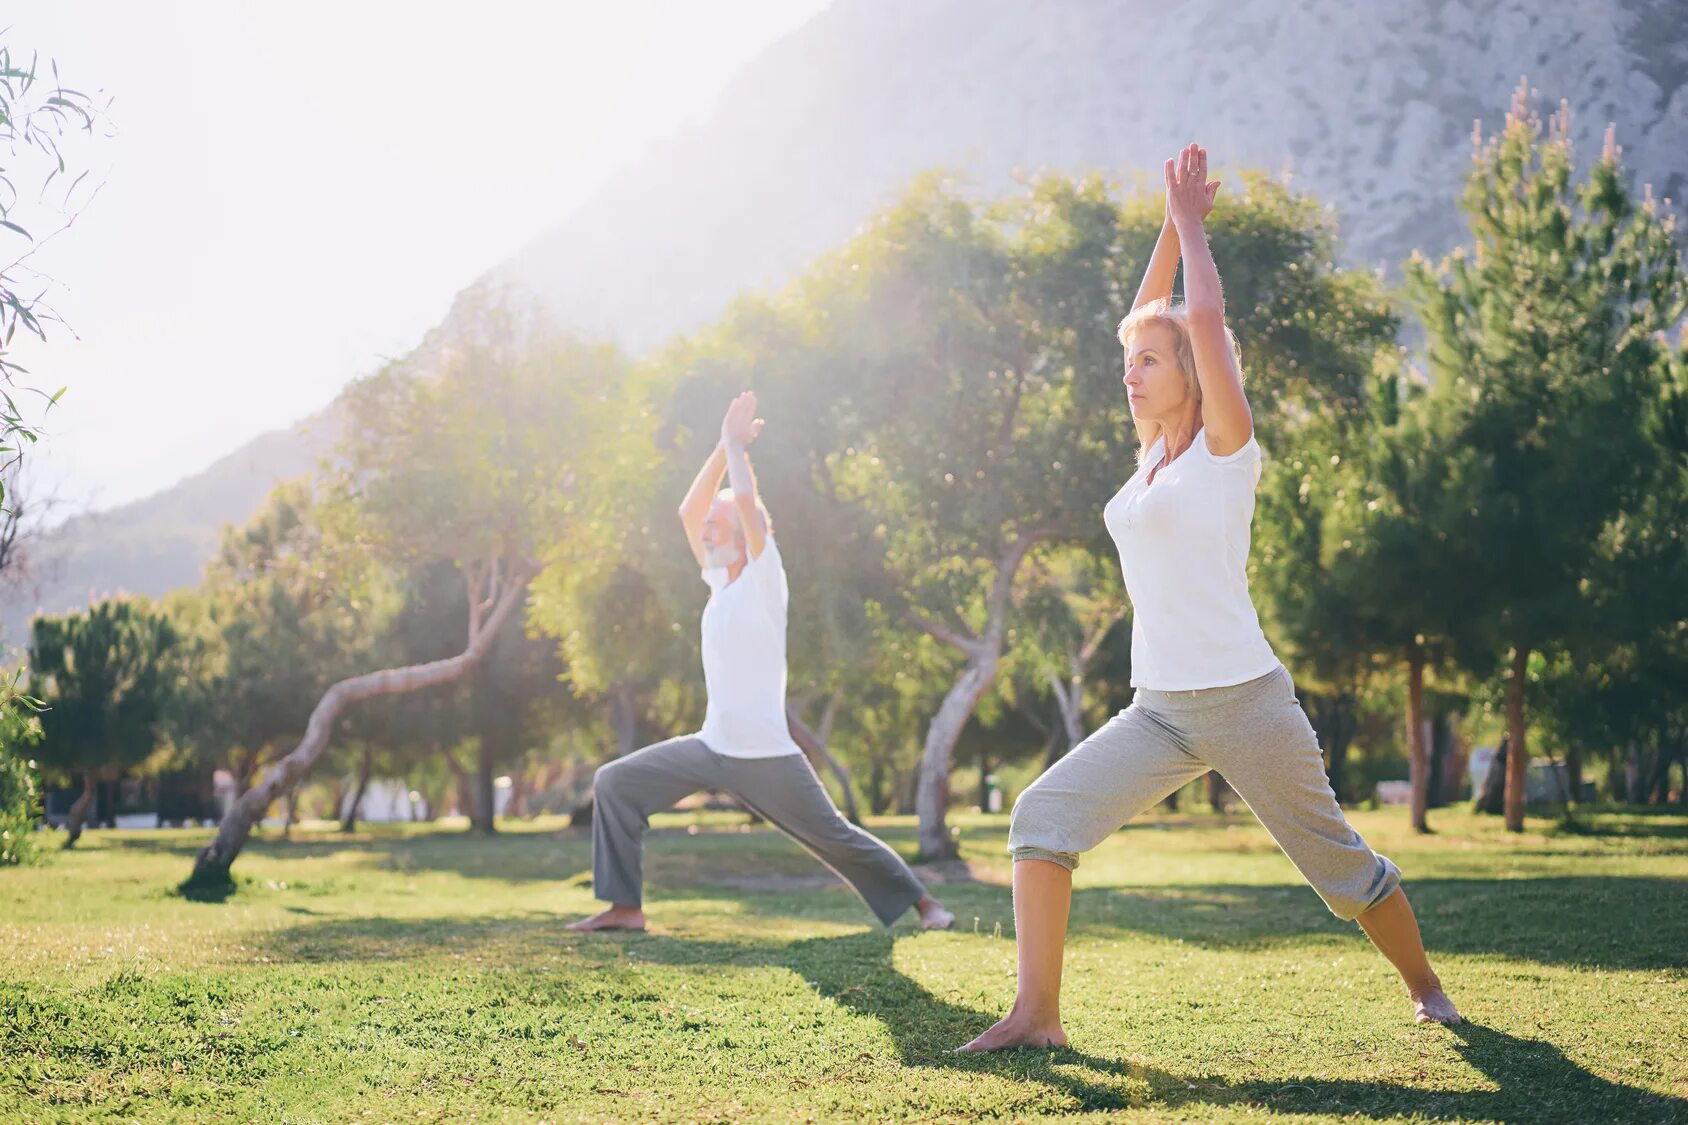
565;905;646;932
1413;987;1461;1024
954;1013;1068;1053
915;894;955;931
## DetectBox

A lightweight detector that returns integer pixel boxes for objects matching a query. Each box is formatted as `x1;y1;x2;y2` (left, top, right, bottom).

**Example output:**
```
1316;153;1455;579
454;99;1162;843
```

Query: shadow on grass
135;817;1687;971
1065;876;1688;971
254;913;1688;1122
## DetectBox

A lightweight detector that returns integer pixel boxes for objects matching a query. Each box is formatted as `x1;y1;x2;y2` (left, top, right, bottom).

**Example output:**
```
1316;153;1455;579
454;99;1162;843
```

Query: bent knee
1007;781;1069;855
1322;854;1402;921
592;760;625;800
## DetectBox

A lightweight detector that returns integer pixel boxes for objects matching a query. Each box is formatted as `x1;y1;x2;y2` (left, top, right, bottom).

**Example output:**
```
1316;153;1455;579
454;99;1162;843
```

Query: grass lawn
2;805;1685;1123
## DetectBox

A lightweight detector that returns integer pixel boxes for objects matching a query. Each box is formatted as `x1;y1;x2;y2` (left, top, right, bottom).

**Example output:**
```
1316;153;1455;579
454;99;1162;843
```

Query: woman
960;145;1459;1052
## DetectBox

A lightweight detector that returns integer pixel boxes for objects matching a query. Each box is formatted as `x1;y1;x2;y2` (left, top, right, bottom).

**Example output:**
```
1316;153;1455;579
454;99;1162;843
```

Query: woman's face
1122;321;1190;423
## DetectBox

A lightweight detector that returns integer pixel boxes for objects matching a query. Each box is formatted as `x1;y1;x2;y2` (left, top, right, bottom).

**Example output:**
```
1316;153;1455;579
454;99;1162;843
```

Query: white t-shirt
694;536;803;758
1103;428;1281;691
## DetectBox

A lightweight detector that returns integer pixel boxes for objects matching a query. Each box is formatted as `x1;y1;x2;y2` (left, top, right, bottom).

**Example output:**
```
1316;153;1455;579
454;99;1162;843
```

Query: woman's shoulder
1196;426;1260;466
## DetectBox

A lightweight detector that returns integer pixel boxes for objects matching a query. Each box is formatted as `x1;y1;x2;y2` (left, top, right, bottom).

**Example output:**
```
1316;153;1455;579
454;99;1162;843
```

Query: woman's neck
1153;403;1203;463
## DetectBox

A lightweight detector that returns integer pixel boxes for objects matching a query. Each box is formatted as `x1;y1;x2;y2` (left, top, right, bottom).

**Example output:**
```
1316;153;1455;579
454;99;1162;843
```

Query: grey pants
1009;665;1400;920
590;736;928;927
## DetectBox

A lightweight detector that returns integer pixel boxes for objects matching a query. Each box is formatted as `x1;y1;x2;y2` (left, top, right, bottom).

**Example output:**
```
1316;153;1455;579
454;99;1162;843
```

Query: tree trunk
470;737;498;835
916;657;999;858
508;767;532;819
1427;713;1450;808
1474;737;1507;814
1407;647;1430;834
1503;644;1529;832
913;534;1037;860
1311;692;1355;804
443;751;476;818
867;759;889;817
282;784;301;841
610;682;639;759
787;699;861;825
1206;771;1233;812
340;744;374;833
1048;666;1085;753
63;772;97;848
183;563;533;890
1564;743;1583;807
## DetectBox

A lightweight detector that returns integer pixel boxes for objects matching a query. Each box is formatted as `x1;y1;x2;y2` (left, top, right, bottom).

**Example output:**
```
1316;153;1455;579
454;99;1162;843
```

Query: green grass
2;806;1685;1122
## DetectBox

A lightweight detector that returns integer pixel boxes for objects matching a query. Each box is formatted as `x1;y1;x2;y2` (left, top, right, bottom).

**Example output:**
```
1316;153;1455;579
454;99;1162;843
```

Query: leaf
0;220;28;240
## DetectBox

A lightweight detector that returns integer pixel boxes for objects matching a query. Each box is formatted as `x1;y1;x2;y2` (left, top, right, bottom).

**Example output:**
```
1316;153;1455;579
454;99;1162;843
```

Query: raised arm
721;391;768;560
1166;145;1251;457
1132;145;1219;312
678;442;728;569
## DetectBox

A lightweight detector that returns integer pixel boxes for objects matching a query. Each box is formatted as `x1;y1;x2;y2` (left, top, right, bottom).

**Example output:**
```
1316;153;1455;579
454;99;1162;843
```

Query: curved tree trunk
183;564;533;890
63;773;98;848
1407;646;1430;833
340;744;374;833
1503;644;1529;832
913;534;1038;859
787;698;860;825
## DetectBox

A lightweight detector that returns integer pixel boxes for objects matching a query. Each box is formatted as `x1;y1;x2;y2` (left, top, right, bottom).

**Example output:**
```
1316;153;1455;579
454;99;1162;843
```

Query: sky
3;0;830;518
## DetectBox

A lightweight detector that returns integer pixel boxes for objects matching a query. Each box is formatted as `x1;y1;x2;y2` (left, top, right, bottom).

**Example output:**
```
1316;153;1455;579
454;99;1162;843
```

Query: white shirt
695;536;803;758
1103;428;1281;691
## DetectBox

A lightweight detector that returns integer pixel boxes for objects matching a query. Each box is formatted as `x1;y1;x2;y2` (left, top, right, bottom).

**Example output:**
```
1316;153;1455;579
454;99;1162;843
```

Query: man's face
701;496;745;568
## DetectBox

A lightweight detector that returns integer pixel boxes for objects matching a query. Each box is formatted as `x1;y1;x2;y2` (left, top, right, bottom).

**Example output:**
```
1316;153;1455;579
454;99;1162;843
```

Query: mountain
9;0;1684;635
497;0;1688;351
1;412;336;645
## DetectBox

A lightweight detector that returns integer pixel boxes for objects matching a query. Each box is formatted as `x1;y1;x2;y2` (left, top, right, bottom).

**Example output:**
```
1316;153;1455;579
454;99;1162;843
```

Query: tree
0;678;42;864
167;481;395;799
1405;86;1686;831
1533;334;1688;805
28;598;177;845
182;288;644;888
0;40;108;484
0;41;109;861
1001;546;1129;756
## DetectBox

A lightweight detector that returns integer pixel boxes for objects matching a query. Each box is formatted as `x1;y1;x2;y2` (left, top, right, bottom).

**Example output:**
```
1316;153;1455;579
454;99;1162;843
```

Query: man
567;392;954;933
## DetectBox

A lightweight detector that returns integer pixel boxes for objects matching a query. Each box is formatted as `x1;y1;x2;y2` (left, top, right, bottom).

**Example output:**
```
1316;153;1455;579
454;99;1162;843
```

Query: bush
0;673;44;865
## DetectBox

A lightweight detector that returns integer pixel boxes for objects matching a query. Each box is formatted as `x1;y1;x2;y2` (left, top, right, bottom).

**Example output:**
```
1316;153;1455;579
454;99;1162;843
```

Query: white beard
702;542;744;569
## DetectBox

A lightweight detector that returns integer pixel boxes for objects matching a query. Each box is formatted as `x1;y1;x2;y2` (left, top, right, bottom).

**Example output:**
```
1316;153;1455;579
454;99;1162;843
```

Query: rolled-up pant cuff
1011;846;1079;872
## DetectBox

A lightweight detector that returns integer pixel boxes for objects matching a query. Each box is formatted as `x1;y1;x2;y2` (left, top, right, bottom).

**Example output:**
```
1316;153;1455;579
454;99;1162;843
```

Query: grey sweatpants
1009;665;1399;920
590;736;928;927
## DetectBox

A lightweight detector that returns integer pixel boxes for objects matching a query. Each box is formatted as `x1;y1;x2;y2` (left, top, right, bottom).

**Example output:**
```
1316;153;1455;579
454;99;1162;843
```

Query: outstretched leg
726;753;945;928
959;703;1207;1051
1356;888;1461;1023
1206;668;1460;1023
567;736;718;932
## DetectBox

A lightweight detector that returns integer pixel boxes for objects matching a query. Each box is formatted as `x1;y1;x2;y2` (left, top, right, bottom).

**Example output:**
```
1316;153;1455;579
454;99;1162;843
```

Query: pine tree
1406;84;1686;830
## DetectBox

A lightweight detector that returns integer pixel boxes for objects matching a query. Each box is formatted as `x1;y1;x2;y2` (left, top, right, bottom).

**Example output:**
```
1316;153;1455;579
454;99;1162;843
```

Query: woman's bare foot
915;894;955;930
1413;987;1461;1024
565;904;646;932
954;1011;1068;1053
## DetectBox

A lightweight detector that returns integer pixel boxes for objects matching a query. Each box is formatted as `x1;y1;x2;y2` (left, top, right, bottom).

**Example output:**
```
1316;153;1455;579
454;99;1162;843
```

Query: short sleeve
1199;428;1260;467
743;536;788;612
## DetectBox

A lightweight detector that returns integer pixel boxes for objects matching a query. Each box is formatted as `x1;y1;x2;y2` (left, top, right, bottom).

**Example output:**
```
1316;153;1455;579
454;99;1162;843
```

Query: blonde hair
1116;298;1243;451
